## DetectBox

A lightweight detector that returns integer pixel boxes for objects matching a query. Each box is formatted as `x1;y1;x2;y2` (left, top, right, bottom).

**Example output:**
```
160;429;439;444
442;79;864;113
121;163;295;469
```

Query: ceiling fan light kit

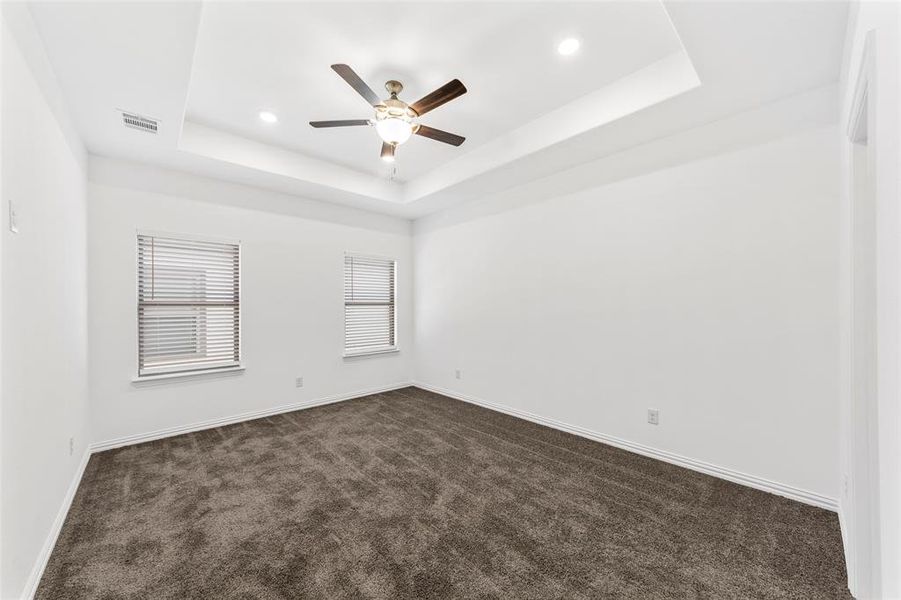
310;64;467;164
374;82;415;145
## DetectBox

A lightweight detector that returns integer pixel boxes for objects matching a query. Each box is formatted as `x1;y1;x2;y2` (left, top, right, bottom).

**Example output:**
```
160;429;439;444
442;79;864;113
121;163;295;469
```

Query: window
344;254;396;356
137;234;241;377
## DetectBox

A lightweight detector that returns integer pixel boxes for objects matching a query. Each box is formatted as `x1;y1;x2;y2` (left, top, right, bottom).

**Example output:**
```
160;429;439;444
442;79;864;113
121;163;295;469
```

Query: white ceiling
26;1;849;219
186;2;682;181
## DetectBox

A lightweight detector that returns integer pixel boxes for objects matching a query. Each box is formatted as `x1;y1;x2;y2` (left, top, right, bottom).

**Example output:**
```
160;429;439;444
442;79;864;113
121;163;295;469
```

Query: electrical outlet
647;409;659;425
295;376;304;388
455;369;462;380
69;437;74;456
9;201;18;234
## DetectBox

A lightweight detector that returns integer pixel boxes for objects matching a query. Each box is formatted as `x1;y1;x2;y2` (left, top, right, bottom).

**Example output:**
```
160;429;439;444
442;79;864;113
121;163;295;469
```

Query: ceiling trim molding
401;50;701;204
178;121;404;203
177;51;700;209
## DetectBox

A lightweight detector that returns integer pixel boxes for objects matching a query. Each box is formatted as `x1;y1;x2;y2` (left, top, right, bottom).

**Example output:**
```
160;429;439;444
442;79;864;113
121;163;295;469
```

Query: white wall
414;123;841;504
87;158;413;446
839;2;901;598
0;5;868;598
1;8;90;599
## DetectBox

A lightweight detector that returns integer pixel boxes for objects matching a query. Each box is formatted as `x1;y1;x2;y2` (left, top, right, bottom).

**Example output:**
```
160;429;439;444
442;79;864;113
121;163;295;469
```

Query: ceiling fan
310;64;467;163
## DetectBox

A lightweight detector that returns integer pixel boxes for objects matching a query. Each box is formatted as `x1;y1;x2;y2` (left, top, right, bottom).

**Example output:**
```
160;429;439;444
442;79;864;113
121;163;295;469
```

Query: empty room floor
36;388;849;599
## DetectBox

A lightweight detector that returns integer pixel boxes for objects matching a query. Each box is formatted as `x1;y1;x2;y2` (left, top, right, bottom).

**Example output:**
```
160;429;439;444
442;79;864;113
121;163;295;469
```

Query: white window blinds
137;234;241;376
344;255;396;355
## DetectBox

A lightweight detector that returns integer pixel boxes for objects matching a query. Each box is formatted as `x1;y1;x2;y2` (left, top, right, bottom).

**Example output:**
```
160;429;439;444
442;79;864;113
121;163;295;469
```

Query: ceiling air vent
121;111;159;134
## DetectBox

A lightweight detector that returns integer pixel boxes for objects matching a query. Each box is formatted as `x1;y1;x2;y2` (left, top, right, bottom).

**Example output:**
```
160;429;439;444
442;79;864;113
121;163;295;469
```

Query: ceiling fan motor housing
385;80;404;96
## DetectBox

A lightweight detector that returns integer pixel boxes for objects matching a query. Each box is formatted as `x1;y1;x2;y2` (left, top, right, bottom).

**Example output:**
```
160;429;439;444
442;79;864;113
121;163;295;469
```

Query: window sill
132;366;245;385
343;347;399;359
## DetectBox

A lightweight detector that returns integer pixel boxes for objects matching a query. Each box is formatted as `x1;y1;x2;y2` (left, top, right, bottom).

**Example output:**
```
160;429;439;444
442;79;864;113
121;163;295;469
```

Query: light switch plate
9;201;19;233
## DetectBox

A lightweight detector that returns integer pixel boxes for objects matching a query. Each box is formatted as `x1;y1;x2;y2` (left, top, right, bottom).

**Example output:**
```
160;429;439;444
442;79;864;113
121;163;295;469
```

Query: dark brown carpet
37;387;850;599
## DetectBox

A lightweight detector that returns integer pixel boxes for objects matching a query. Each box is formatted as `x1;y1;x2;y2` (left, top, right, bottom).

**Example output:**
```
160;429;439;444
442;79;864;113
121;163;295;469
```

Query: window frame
343;252;398;358
134;230;243;381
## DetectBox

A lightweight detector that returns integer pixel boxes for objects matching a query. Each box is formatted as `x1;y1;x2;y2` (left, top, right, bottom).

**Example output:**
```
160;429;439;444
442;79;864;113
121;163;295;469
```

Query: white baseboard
838;502;858;598
23;379;838;600
22;382;411;599
91;381;413;452
412;381;839;512
21;447;92;600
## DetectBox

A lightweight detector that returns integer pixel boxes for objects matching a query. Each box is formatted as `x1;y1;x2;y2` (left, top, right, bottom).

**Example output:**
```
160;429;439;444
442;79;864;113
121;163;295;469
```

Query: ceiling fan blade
309;119;371;128
415;125;465;146
409;79;467;116
331;64;381;106
380;142;396;162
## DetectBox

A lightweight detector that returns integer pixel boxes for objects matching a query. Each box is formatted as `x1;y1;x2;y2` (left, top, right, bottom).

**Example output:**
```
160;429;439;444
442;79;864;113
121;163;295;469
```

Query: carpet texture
37;387;850;599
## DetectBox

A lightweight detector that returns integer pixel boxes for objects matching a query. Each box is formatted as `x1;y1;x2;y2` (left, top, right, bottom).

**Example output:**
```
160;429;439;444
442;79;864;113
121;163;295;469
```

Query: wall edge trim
91;382;414;452
412;381;839;512
22;381;413;599
21;448;92;600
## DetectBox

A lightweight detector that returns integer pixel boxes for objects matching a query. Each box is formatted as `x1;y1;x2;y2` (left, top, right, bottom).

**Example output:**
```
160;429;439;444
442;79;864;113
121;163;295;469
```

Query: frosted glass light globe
375;117;413;145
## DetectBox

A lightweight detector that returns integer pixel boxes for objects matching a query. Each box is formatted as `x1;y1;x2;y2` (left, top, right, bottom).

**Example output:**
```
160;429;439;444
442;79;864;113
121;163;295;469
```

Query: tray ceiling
26;1;848;218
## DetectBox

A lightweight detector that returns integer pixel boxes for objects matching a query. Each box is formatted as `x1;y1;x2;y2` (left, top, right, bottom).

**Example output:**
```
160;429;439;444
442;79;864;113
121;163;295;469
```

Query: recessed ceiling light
258;110;278;123
557;38;580;56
